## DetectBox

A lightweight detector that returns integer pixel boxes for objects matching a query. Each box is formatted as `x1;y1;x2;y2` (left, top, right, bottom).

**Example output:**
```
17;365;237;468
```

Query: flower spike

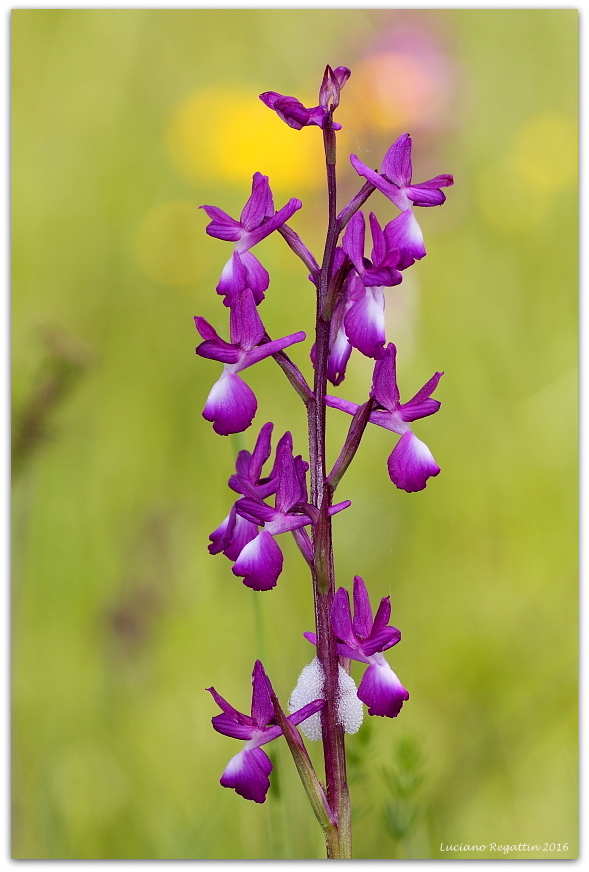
196;67;454;852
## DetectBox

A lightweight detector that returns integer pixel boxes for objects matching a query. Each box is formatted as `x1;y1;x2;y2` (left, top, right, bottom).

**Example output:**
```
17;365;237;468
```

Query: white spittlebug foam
337;665;364;735
288;657;363;741
289;658;324;741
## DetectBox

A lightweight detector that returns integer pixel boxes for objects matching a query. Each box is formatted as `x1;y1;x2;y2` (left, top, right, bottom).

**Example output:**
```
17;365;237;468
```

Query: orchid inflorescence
196;66;452;858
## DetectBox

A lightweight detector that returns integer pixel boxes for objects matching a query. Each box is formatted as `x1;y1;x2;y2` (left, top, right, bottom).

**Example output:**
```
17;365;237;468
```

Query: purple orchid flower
302;575;408;718
350;133;453;267
201;172;302;304
232;432;350;590
331;576;409;718
260;65;351;131
341;211;404;360
350;133;453;210
207;660;324;803
325;343;443;492
195;288;305;436
209;422;277;561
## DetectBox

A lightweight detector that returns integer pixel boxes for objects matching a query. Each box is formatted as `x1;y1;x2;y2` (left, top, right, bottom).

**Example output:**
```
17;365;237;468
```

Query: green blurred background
11;8;577;860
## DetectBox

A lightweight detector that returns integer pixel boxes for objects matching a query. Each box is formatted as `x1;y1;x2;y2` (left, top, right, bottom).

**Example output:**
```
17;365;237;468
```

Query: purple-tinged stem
320;257;353;323
266;678;337;845
307;118;351;860
264;334;314;404
278;223;321;276
336;180;376;232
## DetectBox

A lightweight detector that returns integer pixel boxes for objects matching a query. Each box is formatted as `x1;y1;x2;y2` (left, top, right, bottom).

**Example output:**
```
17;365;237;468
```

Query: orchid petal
406;184;448;207
240;251;270;304
251;660;275;729
370;595;392;636
342;211;366;275
368;212;387;264
259;92;312;129
363;626;401;657
328;500;352;516
195;339;241;365
202;371;257;436
400;371;443;422
384;210;426;269
207;686;249;723
371;343;400;411
200;205;243;242
209;505;259;561
336;643;370;664
249;422;274;480
351;576;373;639
288;697;325;727
241;330;306;370
208;513;232;556
274;433;303;513
220;746;272;803
325;395;361;417
229;287;265;350
235;497;277;526
349;154;405;209
216;251;249;299
344;287;386;359
211;715;255;741
357;658;409;718
380;133;412;188
365;409;404;435
331;587;356;648
326;327;353;386
265;511;311;536
243;198;302;249
240;173;273;231
232;530;283;591
387;431;440;492
193;316;223;343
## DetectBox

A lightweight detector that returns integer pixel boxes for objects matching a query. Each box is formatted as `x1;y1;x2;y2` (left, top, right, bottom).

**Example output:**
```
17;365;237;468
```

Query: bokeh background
11;8;577;860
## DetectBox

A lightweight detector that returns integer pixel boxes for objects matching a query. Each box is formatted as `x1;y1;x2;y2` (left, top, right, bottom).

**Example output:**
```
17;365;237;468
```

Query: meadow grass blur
11;9;577;859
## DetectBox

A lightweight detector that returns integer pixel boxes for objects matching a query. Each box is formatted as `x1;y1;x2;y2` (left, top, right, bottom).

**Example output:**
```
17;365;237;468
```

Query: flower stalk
265;675;337;838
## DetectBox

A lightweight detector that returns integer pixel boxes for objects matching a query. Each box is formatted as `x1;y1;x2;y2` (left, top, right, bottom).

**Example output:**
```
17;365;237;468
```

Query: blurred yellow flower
135;201;202;286
511;113;577;193
165;86;328;192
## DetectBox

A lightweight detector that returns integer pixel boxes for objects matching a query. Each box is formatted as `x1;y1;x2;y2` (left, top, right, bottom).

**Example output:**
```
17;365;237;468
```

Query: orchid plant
196;66;453;859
